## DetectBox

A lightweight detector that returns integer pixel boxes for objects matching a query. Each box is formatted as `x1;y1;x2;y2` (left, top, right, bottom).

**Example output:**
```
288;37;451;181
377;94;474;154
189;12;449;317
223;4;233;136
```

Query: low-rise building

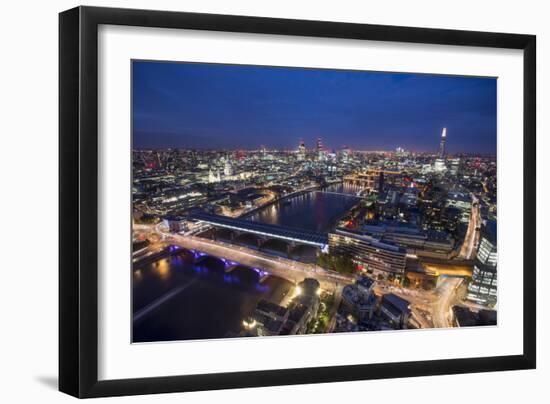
360;220;455;260
246;300;289;336
445;192;472;223
163;215;187;233
379;293;411;329
341;276;377;321
248;279;321;336
452;306;497;327
297;278;321;313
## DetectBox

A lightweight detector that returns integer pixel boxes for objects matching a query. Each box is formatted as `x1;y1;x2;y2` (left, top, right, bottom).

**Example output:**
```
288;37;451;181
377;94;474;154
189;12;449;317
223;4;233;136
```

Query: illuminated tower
316;137;324;161
434;127;448;172
297;139;306;161
154;150;162;168
438;127;447;159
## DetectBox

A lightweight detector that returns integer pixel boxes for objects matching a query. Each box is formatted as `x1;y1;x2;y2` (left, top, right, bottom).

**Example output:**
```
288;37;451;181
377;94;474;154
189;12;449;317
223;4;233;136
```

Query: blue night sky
132;60;497;154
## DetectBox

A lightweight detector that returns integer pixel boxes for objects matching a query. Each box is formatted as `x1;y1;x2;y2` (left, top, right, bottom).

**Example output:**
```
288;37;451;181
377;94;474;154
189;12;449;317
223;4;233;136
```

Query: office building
297;139;306;161
329;228;407;275
360;221;455;260
433;127;448;172
438;127;447;158
467;220;497;306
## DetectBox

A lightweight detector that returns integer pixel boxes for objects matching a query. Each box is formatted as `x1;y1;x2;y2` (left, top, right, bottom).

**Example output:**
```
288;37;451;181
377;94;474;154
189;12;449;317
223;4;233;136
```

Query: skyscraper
434;127;448;172
340;147;351;163
467;220;497;306
316;137;324;161
438;127;447;159
297;139;306;161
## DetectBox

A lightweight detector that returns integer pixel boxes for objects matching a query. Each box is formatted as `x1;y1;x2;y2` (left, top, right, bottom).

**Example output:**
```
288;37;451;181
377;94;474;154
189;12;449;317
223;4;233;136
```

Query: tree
316;251;357;275
316;253;332;270
401;276;411;288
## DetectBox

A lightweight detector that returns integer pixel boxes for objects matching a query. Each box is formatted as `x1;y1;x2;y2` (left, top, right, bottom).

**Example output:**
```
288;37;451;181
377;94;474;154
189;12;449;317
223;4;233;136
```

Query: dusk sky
132;60;497;154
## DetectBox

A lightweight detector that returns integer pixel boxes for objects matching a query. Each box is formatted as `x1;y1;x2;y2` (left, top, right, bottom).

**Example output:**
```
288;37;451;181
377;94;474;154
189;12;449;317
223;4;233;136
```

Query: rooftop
382;293;411;315
288;304;309;323
361;220;452;243
299;278;321;296
256;300;288;318
333;228;406;254
356;276;375;290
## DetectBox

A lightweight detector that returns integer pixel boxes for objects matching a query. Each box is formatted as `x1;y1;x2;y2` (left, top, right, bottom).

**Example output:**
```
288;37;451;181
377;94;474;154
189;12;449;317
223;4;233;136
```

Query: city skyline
132;61;497;153
132;60;497;343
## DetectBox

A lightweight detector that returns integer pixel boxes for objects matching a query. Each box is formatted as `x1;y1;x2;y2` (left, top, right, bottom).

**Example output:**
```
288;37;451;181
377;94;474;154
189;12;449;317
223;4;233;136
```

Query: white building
208;168;221;183
433;158;447;172
223;160;233;176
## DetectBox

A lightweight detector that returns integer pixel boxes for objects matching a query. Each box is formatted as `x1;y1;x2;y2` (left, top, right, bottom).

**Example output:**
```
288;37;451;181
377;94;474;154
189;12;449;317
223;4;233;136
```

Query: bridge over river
188;211;329;250
161;233;353;290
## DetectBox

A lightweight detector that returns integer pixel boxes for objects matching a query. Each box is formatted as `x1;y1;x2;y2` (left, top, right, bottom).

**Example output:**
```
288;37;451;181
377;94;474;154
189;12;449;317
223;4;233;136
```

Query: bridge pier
225;265;238;274
286;241;297;258
256;235;268;250
210;227;218;241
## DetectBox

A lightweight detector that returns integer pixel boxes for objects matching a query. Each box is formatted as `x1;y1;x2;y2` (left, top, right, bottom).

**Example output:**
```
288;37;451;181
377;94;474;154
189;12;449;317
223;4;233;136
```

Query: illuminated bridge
187;211;329;250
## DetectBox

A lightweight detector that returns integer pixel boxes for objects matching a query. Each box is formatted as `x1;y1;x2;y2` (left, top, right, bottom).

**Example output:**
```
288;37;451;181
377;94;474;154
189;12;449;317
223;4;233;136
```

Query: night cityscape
131;61;497;342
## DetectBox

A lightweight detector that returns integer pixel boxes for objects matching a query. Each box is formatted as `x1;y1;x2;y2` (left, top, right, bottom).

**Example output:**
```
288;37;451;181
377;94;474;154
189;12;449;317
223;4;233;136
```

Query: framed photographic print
59;6;536;398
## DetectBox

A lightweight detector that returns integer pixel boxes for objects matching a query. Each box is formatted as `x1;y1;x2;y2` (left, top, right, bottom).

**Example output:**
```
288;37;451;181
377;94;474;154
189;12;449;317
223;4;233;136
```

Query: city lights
131;62;497;343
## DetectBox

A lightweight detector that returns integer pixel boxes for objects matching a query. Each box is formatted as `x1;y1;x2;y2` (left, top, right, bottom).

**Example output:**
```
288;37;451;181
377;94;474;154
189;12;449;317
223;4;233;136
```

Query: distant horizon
133;61;497;154
132;145;496;156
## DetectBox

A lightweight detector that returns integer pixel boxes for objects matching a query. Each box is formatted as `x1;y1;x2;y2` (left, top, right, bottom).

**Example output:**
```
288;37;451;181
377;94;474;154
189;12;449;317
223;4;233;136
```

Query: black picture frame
59;5;536;398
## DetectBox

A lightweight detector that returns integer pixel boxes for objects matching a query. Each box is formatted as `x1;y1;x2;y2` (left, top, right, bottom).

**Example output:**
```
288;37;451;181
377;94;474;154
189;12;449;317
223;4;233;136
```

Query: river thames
132;183;360;342
248;183;361;232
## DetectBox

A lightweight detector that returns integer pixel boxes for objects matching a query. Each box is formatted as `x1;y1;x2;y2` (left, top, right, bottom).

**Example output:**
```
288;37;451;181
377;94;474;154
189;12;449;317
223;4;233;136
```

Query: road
459;195;481;259
374;282;436;328
431;277;463;328
373;276;464;329
165;233;353;291
136;223;464;329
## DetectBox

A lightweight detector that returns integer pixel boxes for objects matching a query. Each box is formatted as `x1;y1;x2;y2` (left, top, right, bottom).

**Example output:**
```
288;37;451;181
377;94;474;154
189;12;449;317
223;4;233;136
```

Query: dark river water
132;183;360;342
132;254;292;342
248;183;361;232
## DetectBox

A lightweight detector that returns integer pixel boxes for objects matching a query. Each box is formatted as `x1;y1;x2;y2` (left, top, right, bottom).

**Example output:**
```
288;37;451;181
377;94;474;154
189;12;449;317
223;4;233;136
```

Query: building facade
340;276;377;321
467;220;497;306
360;221;455;260
329;228;407;275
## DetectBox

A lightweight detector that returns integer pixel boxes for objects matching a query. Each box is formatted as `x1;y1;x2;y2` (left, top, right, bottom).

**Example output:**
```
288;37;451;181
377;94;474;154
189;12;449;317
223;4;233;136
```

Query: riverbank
247;182;362;234
237;181;330;219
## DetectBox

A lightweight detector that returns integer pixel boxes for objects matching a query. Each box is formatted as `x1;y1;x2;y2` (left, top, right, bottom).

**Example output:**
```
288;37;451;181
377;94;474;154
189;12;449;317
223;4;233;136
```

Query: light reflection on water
133;252;292;342
133;185;360;342
247;183;360;232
